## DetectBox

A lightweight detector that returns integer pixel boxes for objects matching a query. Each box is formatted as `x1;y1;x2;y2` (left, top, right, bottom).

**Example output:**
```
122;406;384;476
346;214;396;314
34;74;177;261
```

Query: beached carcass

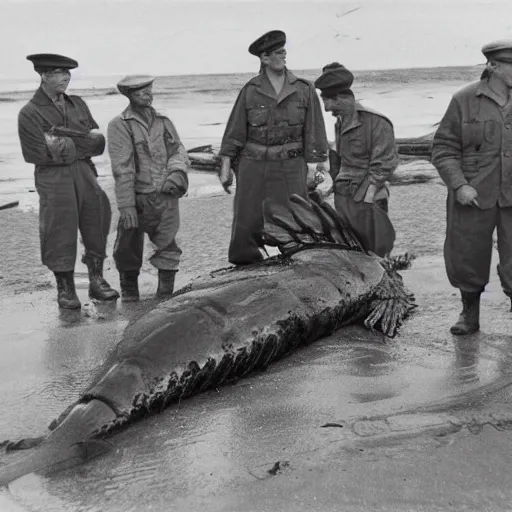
0;193;416;486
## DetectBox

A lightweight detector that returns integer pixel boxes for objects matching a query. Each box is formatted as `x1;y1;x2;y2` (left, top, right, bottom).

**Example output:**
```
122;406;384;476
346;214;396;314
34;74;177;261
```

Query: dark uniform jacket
219;69;328;164
432;78;512;209
331;102;398;201
18;87;105;170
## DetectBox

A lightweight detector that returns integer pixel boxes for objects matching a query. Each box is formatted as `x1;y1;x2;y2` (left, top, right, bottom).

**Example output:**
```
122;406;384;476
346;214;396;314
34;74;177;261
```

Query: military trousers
228;156;308;265
444;192;512;295
113;193;182;272
35;160;111;272
334;180;395;258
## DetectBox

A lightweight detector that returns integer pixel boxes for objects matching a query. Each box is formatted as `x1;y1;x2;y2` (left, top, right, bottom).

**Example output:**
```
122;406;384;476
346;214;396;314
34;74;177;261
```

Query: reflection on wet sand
452;336;480;385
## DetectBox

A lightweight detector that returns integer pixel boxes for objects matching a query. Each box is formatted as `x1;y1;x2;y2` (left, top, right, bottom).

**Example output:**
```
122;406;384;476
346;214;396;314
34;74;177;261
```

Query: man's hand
119;206;138;229
306;163;326;191
455;184;479;206
161;180;182;197
219;156;234;194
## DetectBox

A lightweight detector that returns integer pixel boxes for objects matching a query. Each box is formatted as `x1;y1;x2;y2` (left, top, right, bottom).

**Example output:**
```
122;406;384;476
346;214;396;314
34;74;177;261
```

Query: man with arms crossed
18;53;119;310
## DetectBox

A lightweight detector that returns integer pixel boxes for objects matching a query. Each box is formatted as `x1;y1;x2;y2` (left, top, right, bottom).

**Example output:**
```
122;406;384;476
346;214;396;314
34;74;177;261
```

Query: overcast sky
1;0;511;80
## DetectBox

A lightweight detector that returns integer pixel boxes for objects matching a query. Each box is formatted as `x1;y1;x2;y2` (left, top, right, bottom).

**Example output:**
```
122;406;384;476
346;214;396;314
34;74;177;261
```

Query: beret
482;40;512;63
314;63;354;96
248;30;286;57
117;75;155;95
26;53;78;72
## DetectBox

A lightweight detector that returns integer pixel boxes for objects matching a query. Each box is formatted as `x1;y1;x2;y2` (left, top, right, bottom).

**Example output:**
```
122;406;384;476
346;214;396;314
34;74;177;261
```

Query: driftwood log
187;130;435;173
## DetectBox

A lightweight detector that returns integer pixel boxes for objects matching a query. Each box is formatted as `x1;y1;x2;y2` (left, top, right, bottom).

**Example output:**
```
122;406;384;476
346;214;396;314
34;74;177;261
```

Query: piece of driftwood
396;131;434;161
0;201;19;211
187;131;436;174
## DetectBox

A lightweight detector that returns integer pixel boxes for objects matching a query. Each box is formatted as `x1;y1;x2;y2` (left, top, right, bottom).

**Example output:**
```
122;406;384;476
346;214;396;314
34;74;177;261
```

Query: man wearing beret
18;53;119;310
432;40;512;335
107;76;189;301
314;62;398;258
219;30;328;265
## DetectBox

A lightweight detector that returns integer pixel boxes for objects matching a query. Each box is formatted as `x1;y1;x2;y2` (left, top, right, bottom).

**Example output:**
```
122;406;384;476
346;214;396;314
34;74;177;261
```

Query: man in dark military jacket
432;40;512;335
219;30;328;265
315;63;398;258
18;53;119;309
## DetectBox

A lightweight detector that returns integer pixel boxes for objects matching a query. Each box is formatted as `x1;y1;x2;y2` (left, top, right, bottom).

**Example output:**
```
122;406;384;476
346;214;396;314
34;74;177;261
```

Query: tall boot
450;291;481;335
505;292;512;312
86;258;120;301
156;269;177;298
54;271;81;309
119;271;140;302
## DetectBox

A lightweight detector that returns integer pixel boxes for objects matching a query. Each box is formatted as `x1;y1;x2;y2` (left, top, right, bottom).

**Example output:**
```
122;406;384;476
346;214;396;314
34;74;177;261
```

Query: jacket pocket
484;120;501;146
287;105;306;126
247;105;269;127
348;136;368;158
463;120;485;150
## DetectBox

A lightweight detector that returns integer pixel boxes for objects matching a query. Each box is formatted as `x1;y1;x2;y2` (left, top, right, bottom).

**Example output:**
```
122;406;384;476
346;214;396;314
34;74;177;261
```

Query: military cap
248;30;286;56
26;53;78;72
116;75;155;96
314;63;354;97
481;40;512;63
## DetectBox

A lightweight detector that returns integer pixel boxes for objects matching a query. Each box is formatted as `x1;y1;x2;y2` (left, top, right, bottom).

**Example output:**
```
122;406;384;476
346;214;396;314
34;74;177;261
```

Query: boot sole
89;293;120;301
58;303;81;310
450;325;480;335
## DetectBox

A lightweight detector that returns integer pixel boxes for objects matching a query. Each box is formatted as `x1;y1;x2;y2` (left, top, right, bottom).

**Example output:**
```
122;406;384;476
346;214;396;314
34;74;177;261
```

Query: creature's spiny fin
262;194;365;254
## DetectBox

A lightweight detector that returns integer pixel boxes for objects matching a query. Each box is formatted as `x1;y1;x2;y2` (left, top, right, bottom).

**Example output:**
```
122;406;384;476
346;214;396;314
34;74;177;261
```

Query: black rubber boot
450;291;481;335
86;258;120;301
156;270;177;298
54;271;81;309
120;271;140;302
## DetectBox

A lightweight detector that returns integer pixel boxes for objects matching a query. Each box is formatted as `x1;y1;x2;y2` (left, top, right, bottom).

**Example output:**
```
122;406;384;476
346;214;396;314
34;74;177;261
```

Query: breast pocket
247;105;269;127
463;121;485;150
348;136;368;158
287;104;307;126
484;120;501;146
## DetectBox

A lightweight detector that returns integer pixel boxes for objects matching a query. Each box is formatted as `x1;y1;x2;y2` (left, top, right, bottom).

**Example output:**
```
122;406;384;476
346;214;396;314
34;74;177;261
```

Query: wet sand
1;248;512;512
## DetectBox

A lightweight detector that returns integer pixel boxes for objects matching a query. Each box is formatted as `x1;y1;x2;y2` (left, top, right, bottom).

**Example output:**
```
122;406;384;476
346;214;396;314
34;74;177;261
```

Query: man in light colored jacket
107;75;190;301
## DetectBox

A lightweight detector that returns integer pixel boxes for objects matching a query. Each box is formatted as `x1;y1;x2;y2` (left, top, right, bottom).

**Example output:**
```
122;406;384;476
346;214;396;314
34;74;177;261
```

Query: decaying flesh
0;194;416;487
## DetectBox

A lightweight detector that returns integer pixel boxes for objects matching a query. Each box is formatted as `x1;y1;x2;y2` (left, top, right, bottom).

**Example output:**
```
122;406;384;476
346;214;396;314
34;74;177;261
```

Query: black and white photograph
1;0;512;510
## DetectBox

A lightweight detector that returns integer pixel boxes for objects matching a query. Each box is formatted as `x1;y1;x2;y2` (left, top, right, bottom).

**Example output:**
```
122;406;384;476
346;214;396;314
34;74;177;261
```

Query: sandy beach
5;62;512;512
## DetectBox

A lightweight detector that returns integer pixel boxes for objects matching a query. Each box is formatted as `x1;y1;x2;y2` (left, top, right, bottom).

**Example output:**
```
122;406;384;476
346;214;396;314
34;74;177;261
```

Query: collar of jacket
247;68;301;104
336;102;392;135
476;77;511;108
31;87;74;107
336;102;363;134
121;105;168;129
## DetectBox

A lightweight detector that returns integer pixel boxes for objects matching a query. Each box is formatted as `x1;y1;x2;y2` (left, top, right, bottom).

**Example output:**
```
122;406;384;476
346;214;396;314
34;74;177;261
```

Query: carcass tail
262;193;365;254
0;399;116;487
364;266;417;338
